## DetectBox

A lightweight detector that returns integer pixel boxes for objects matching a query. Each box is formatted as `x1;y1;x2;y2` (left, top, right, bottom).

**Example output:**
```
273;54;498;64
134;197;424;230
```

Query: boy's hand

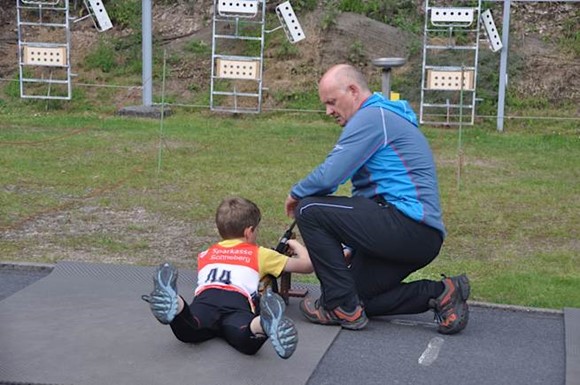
286;239;306;257
282;239;313;274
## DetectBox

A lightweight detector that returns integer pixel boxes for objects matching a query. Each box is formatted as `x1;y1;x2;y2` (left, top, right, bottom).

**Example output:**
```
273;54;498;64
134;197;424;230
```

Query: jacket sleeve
290;108;386;199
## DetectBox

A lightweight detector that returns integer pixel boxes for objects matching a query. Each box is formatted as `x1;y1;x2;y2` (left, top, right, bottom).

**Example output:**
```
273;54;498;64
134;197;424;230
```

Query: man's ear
347;83;359;97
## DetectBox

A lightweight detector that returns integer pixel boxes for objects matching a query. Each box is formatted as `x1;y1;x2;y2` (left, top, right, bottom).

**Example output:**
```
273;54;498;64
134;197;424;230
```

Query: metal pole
381;69;391;100
497;0;511;132
142;0;153;106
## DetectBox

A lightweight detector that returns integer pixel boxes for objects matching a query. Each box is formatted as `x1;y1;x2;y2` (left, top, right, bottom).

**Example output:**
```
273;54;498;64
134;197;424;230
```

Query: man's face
319;81;357;127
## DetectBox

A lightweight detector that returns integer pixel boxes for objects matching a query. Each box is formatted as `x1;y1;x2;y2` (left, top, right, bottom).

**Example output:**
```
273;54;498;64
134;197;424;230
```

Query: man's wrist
289;192;301;200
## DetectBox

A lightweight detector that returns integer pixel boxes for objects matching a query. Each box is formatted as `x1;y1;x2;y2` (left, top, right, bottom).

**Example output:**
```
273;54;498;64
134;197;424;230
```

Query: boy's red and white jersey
195;242;260;300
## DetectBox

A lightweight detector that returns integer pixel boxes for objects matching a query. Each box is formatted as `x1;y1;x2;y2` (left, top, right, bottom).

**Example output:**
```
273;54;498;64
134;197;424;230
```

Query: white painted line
418;337;444;366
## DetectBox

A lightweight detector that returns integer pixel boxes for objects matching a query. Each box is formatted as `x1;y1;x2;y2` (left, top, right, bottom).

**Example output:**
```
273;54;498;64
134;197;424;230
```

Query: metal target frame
16;0;112;101
17;0;73;100
210;0;306;114
420;0;484;126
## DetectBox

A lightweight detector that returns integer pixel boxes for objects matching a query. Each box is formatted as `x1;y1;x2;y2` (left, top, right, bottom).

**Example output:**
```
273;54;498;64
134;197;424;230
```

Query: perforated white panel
216;59;260;80
430;7;474;26
276;1;305;43
22;46;67;67
426;70;475;91
217;0;259;17
481;9;503;52
87;0;112;31
20;0;62;4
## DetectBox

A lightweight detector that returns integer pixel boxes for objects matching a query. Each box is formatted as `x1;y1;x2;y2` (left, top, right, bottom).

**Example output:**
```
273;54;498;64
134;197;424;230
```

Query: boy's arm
282;239;313;274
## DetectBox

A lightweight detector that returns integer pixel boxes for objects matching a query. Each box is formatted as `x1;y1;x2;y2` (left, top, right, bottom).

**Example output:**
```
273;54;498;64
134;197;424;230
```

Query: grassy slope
1;109;578;309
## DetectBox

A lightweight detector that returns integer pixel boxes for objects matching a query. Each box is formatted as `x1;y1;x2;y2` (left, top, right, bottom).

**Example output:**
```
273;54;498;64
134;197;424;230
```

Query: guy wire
457;64;465;190
157;49;168;192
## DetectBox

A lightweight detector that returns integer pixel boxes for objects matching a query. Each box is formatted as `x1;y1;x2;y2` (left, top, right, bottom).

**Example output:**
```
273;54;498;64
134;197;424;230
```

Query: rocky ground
1;1;578;105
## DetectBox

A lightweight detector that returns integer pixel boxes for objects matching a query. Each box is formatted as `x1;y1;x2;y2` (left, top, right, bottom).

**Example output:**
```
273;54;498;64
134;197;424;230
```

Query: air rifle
274;220;308;304
274;220;296;256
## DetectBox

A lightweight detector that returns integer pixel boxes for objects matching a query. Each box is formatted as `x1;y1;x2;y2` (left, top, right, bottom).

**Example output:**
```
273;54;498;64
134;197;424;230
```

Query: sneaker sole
271;317;298;359
150;263;179;324
339;315;369;330
332;304;369;330
261;290;298;359
456;274;471;301
300;300;368;330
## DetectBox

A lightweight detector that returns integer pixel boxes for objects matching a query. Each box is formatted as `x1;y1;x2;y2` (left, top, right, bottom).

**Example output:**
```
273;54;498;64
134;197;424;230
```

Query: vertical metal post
381;69;392;99
497;0;511;132
66;0;72;99
142;0;153;106
371;58;406;101
17;0;23;99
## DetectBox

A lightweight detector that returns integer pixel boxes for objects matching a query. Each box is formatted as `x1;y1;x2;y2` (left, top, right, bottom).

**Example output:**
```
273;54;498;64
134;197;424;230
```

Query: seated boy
142;196;313;359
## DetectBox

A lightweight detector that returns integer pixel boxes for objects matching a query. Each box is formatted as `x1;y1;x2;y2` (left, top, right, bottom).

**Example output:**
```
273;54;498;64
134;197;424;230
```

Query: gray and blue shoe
141;262;179;324
260;288;298;359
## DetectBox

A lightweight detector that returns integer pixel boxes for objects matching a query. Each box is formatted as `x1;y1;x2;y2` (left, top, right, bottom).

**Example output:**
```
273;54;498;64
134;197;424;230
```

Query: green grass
0;108;578;309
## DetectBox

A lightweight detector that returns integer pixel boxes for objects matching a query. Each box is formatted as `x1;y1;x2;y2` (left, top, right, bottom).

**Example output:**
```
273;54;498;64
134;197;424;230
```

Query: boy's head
216;196;261;240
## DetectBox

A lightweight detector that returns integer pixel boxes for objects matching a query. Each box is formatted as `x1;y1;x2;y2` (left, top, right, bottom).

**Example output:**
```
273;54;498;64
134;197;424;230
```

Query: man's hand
284;195;300;218
342;245;353;267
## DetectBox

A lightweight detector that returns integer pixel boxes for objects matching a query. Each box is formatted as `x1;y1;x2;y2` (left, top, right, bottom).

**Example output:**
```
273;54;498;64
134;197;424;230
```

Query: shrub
103;0;141;29
84;39;117;73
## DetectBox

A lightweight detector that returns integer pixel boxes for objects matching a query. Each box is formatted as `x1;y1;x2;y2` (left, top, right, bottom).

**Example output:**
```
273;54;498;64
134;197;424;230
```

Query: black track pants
169;289;267;355
295;196;444;316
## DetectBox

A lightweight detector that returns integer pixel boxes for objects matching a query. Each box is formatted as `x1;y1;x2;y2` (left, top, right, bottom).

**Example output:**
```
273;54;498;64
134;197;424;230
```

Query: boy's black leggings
295;195;445;316
169;288;267;355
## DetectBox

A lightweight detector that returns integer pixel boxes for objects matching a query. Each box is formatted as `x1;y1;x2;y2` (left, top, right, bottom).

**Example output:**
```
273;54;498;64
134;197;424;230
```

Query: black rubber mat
565;307;580;385
308;305;566;385
0;267;51;301
0;261;339;385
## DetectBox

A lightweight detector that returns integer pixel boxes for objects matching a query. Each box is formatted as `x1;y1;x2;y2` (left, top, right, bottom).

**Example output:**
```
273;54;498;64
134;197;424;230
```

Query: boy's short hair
215;196;261;239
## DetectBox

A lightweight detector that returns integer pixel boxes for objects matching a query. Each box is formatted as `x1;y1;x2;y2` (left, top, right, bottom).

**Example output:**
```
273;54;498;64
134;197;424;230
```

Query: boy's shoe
429;274;470;335
299;297;368;330
141;262;179;325
260;288;298;359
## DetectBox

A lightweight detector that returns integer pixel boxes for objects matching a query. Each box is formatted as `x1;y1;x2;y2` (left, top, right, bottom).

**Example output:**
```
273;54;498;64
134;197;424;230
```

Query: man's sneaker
299;297;368;330
141;262;179;325
260;288;298;359
429;274;470;335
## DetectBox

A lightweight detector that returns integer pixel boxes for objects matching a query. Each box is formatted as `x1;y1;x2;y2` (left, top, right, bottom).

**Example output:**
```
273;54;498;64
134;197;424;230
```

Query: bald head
320;64;371;93
319;64;372;126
